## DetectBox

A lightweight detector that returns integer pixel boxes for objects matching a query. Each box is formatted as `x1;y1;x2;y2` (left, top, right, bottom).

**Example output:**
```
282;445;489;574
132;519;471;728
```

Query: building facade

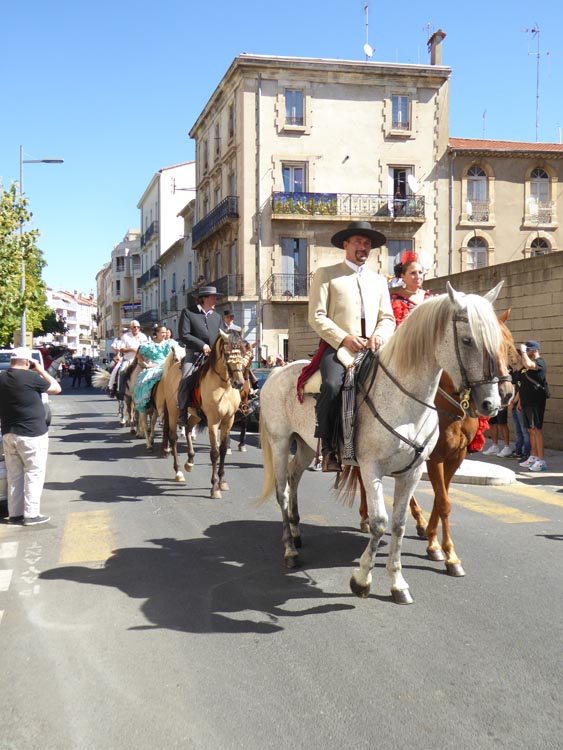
447;138;563;274
137;162;195;333
43;289;98;356
189;47;451;361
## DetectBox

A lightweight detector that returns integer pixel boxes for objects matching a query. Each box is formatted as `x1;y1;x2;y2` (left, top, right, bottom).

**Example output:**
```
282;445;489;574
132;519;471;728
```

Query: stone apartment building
43;289;98;356
447;138;563;273
189;40;451;361
136;162;195;332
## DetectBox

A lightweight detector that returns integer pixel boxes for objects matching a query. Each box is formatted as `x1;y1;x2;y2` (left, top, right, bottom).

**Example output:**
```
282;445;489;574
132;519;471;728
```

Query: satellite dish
418;251;433;271
363;43;373;58
407;174;419;193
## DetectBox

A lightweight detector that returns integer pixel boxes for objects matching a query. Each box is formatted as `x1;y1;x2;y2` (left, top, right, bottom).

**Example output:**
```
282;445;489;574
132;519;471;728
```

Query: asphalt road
1;385;562;750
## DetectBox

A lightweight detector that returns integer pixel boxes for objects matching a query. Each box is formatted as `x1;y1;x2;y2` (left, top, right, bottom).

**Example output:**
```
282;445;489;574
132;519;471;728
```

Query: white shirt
119;331;148;362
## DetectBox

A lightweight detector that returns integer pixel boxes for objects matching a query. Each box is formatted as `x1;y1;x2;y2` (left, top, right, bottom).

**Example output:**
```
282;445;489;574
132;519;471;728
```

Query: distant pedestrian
517;340;549;472
83;357;93;387
71;358;83;387
0;347;61;525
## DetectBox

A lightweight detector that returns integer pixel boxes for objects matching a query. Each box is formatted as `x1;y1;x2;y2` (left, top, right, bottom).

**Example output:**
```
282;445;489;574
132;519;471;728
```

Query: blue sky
2;0;562;294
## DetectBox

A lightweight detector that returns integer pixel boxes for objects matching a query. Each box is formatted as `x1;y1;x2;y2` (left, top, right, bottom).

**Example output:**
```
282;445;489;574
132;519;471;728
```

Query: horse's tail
258;416;276;504
336;465;362;508
92;369;110;390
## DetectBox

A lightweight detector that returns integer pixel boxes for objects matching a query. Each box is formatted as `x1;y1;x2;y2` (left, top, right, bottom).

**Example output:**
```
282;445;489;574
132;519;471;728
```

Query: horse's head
444;282;503;418
216;329;245;390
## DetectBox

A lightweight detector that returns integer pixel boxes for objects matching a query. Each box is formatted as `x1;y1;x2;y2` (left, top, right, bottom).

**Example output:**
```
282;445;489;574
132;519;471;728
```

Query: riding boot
321;439;341;473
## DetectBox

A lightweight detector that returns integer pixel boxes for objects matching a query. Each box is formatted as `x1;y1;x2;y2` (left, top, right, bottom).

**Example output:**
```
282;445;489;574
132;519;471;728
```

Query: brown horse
156;330;245;497
357;309;516;576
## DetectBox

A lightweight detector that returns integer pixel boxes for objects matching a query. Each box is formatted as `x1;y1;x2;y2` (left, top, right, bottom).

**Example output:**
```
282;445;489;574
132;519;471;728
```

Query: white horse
259;282;503;605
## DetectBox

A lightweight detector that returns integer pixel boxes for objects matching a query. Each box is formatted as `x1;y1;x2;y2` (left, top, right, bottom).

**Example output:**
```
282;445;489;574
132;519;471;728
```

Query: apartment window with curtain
530;167;550;222
391;95;410;130
466;166;489;221
285;89;304;126
282;163;305;193
466;237;488;269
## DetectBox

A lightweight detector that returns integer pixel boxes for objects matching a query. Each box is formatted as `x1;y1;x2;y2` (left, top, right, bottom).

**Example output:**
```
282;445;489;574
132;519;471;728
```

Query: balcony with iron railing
160;300;168;316
141;220;159;248
262;273;313;301
138;264;160;289
137;309;160;325
465;199;490;223
271;192;425;221
525;200;555;226
192;196;239;247
169;293;178;311
186;274;244;305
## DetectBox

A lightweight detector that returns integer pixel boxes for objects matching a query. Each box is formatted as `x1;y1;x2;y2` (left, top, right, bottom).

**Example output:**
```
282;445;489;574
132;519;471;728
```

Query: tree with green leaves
0;182;52;346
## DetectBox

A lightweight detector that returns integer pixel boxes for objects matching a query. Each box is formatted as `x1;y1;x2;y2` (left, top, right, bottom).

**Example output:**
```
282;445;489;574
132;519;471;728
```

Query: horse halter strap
452;313;498;412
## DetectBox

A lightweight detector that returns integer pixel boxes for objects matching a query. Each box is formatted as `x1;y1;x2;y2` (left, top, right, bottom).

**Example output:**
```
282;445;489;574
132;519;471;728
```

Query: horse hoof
427;548;446;562
446;562;466;577
175;473;185;483
238;445;247;452
350;575;370;598
184;463;193;473
359;520;370;533
284;555;299;569
220;481;229;491
119;420;126;427
226;448;232;455
391;588;414;605
416;525;428;539
211;491;222;499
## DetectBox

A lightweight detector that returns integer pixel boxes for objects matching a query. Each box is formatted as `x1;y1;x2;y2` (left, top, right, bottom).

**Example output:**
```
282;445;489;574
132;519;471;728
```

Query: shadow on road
44;473;162;503
39;520;373;634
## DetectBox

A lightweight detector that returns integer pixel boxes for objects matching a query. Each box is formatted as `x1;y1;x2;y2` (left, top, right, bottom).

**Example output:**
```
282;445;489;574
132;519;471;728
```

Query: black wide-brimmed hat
197;285;221;297
331;221;386;249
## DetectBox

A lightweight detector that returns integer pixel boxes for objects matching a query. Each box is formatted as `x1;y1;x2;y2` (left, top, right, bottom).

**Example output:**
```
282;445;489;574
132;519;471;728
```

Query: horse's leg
287;438;316;548
217;418;235;493
358;476;370;533
350;468;388;598
274;435;300;567
384;473;420;604
426;459;466;577
169;415;185;482
208;423;222;499
409;495;428;538
184;414;198;471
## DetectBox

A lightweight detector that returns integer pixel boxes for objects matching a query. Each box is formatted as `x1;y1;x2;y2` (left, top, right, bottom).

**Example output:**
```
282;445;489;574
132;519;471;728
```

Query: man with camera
517;340;548;473
0;347;61;525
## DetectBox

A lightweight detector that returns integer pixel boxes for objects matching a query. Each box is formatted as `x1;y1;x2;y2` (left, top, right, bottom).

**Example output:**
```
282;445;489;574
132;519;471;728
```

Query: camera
28;360;35;369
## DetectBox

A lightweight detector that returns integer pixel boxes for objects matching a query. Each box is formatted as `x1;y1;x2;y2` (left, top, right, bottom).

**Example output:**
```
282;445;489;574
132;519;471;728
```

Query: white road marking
0;569;14;592
0;541;18;559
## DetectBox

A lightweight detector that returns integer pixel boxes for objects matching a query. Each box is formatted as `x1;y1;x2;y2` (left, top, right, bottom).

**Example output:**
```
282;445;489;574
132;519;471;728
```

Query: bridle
356;311;503;475
212;335;244;388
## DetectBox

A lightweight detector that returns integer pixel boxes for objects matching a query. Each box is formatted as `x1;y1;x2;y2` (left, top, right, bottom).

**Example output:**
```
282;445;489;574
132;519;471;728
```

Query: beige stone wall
425;255;562;449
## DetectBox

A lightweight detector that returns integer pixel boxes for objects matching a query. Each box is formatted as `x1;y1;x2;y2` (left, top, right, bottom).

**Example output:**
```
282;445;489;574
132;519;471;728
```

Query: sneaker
529;459;547;472
483;444;500;456
510;451;523;459
498;446;513;458
23;515;50;526
519;456;536;468
7;515;24;525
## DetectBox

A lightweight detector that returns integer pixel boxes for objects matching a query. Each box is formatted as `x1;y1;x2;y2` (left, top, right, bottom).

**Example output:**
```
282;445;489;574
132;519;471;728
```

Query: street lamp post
19;145;63;346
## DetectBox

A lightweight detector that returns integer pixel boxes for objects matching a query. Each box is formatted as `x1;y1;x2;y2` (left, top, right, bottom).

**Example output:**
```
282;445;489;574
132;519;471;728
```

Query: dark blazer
178;305;221;361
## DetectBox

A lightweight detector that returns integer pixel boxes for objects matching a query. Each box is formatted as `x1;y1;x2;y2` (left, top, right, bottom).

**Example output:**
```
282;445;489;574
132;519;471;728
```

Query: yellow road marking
58;511;114;564
501;482;563;510
443;487;548;524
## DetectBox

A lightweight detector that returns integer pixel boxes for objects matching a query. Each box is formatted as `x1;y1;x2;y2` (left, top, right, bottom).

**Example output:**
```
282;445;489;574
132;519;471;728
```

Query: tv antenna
522;24;550;142
363;3;373;60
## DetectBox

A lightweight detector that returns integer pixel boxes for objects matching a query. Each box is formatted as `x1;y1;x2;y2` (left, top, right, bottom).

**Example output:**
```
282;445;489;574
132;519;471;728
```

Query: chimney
428;29;446;65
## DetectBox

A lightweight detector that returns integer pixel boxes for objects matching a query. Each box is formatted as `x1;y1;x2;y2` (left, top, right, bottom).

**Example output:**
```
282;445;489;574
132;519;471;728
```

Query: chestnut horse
356;309;517;576
156;329;245;497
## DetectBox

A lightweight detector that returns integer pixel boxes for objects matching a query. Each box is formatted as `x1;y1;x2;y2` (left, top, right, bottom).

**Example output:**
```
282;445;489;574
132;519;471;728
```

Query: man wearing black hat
309;221;395;471
177;286;222;422
517;339;549;472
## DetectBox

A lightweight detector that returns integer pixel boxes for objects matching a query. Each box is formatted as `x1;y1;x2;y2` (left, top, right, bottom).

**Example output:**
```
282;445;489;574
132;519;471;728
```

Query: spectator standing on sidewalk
518;340;549;472
0;347;61;525
483;410;512;457
510;365;531;461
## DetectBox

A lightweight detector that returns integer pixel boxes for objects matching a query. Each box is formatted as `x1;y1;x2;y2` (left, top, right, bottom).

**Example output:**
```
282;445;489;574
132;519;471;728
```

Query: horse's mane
162;345;185;377
380;291;502;377
201;330;241;378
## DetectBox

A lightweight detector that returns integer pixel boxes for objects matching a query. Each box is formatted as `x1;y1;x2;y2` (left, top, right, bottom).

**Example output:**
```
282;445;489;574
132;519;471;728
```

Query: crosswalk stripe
0;542;18;559
444;487;549;523
501;482;563;510
58;511;114;564
0;569;13;592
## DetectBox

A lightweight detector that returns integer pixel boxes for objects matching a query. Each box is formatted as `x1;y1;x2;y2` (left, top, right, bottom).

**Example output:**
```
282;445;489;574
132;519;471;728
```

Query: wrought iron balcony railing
186;274;243;306
262;273;312;300
526;200;554;224
272;192;425;219
169;293;178;311
141;220;159;248
137;264;160;289
160;301;168;316
466;199;490;222
192;196;239;246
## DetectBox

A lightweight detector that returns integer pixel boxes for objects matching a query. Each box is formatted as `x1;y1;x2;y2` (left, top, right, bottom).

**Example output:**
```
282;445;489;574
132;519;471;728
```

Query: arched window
466;166;489;221
530;237;551;256
467;237;488;270
530;168;549;202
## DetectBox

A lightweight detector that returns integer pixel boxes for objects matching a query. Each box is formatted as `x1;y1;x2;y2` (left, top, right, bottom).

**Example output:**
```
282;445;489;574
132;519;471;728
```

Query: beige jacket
308;262;395;351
